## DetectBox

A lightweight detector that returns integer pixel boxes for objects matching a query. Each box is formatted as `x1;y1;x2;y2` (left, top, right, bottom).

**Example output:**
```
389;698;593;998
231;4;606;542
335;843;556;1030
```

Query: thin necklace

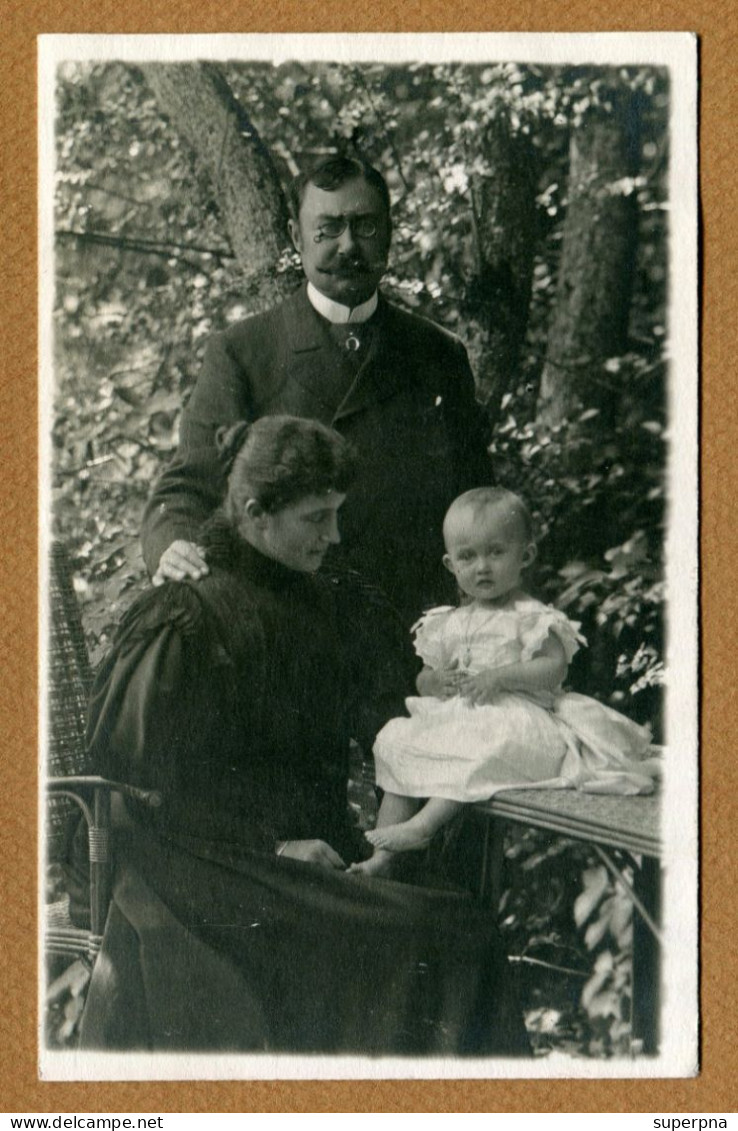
459;604;500;668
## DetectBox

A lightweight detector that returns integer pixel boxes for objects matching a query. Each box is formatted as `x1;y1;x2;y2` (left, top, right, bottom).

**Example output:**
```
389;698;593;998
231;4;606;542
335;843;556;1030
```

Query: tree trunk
537;83;641;427
469;117;538;413
142;62;292;311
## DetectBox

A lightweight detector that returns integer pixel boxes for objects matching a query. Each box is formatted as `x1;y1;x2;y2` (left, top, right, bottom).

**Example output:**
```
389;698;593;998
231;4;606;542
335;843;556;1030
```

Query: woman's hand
417;662;463;699
276;839;346;870
153;540;209;586
458;667;504;706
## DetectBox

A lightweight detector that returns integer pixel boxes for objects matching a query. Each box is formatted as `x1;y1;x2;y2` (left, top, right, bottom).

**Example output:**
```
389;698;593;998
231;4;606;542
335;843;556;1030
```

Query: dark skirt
78;826;530;1057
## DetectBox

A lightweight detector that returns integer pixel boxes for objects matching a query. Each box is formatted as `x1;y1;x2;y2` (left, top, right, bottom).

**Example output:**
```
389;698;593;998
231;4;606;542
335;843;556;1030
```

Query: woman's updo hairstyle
217;415;358;522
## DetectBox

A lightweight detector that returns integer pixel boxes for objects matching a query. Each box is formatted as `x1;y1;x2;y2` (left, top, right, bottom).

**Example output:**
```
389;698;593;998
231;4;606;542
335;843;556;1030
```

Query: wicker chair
46;541;161;966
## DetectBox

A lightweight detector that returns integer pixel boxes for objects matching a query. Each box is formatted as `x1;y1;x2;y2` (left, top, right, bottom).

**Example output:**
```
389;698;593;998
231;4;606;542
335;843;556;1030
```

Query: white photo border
38;31;699;1082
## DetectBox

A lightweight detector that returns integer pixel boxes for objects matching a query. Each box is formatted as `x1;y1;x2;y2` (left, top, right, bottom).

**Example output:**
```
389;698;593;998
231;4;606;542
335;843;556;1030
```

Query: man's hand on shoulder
152;540;209;586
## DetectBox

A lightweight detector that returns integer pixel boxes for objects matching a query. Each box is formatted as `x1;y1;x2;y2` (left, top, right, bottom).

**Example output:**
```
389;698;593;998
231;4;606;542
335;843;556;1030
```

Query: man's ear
288;217;302;255
442;553;456;576
523;542;537;569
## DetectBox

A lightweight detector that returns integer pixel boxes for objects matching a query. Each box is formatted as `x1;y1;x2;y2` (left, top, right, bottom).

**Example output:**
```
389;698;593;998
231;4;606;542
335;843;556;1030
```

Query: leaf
584;989;620;1020
114;385;143;406
573;865;609;928
584;899;614;950
608;891;634;945
46;959;91;1005
147;390;182;414
96;538;128;564
524;1008;562;1034
580;949;614;1011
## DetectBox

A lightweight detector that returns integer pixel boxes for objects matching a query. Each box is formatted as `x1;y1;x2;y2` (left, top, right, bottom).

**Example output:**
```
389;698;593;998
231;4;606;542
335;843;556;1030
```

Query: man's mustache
322;256;386;276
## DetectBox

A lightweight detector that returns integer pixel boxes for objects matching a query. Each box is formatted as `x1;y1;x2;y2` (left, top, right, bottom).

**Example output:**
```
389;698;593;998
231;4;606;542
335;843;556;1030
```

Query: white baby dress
373;598;659;801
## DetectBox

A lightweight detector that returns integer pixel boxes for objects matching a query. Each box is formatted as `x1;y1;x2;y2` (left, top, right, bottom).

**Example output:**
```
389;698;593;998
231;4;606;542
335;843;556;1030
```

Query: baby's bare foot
348;849;396;878
365;823;432;853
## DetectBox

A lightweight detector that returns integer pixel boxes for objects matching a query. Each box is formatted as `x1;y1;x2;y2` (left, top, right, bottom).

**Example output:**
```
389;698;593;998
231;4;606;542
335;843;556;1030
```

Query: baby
354;487;657;877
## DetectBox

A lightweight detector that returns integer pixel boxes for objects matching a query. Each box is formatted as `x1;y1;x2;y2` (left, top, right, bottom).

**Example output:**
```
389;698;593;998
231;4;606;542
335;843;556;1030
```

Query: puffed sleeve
80;575;286;866
518;605;587;664
86;584;216;799
87;627;184;792
412;606;456;669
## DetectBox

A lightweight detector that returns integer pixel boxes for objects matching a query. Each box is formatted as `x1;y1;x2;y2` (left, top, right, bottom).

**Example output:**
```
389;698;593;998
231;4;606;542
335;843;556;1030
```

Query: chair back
47;542;93;862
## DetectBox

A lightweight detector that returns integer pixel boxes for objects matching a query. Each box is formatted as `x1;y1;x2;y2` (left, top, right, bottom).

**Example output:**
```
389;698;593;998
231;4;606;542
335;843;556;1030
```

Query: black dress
75;520;530;1056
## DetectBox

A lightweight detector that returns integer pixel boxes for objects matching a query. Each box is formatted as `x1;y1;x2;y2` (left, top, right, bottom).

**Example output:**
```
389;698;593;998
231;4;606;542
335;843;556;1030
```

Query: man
142;156;492;624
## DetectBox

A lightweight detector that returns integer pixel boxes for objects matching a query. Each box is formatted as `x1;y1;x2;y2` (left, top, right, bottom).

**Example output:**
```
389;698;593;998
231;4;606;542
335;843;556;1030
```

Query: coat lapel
281;287;408;423
280;287;340;416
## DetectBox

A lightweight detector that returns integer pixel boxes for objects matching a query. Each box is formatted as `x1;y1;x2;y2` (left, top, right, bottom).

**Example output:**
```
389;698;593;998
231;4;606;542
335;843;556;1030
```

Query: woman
73;415;529;1056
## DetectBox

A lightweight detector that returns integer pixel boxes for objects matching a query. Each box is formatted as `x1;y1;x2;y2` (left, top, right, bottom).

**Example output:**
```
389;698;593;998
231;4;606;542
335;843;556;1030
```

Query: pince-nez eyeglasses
313;216;379;243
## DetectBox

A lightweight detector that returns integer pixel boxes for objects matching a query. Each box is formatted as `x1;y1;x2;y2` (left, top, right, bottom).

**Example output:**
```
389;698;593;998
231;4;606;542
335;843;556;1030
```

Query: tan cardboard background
3;0;734;1113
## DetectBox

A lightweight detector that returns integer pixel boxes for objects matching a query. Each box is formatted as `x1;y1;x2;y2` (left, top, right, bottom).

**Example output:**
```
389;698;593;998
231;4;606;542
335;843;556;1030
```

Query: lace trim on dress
411;606;456;668
412;601;587;669
518;607;587;664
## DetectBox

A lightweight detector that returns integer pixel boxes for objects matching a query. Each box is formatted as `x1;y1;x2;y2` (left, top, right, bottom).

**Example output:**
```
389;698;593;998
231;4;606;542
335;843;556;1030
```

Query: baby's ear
523;542;537;568
442;553;455;576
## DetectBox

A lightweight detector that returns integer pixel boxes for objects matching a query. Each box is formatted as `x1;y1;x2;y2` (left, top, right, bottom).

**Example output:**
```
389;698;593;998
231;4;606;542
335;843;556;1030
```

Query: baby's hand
417;661;463;700
459;668;504;706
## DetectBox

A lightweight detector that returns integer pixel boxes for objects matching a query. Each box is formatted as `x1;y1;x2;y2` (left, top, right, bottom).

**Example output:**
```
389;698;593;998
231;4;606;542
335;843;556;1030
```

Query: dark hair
444;487;534;544
288;155;391;222
217;416;358;520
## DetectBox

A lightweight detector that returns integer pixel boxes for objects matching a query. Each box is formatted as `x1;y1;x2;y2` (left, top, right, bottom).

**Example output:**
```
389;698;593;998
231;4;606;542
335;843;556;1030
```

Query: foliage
490;350;667;733
53;62;273;660
49;58;670;1055
574;861;636;1056
498;828;639;1059
45;957;91;1049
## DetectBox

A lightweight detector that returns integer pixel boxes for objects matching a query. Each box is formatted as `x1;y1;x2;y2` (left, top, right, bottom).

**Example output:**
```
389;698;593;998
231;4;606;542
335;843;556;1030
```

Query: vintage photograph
39;33;698;1080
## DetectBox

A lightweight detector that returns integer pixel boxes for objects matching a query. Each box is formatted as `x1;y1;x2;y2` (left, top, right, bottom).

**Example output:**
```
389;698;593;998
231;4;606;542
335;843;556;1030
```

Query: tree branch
350;66;411;198
56;227;235;263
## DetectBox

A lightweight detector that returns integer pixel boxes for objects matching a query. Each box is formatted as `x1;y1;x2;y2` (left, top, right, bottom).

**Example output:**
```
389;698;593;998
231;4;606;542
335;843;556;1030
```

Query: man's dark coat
142;284;492;623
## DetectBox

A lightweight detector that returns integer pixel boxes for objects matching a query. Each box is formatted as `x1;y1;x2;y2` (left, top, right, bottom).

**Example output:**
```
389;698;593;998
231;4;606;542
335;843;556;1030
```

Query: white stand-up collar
307;282;379;325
